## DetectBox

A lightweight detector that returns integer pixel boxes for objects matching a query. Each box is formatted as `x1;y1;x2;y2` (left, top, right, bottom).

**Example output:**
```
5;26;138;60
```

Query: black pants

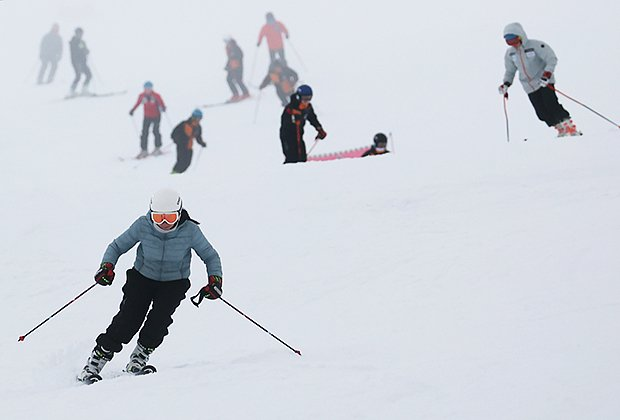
280;130;307;163
226;69;249;97
172;143;193;173
269;48;286;64
97;269;190;353
37;59;58;84
71;62;92;92
528;85;570;127
141;117;162;151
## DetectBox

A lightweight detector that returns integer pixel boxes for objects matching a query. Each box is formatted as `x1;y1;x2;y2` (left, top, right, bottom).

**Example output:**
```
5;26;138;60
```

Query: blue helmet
296;84;313;97
191;108;203;119
144;81;153;89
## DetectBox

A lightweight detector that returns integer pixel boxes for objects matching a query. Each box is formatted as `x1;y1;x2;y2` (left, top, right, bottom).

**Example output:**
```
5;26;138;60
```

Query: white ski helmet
150;189;182;213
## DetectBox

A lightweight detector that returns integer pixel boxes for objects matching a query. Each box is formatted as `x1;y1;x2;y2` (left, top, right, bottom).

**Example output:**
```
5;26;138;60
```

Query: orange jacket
257;21;289;51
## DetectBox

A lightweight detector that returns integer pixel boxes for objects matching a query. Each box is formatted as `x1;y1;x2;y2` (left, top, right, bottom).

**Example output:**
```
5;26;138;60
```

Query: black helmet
75;27;84;35
373;133;388;146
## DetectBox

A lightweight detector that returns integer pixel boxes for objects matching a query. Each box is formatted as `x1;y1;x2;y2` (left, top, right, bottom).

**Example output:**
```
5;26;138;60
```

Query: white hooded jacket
503;22;558;94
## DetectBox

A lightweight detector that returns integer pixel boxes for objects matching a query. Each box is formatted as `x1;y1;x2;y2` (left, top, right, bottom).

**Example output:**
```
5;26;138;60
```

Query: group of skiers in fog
30;15;588;384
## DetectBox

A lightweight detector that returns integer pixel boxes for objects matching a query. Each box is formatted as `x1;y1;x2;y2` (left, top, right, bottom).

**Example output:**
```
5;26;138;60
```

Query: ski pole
286;39;308;72
192;145;204;172
253;89;263;124
389;132;395;154
248;47;259;84
547;85;620;129
18;283;98;342
502;93;510;143
219;296;301;356
307;139;320;156
129;114;141;139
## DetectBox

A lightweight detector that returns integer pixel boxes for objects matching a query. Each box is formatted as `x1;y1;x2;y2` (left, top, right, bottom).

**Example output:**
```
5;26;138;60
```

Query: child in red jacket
129;81;167;158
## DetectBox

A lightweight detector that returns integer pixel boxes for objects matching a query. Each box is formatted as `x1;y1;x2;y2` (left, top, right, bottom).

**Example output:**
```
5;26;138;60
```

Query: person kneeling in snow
498;22;581;137
78;189;222;383
362;133;390;157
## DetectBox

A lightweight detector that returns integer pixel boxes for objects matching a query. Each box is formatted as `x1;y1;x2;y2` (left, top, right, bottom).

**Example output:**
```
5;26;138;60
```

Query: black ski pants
96;268;190;353
280;129;307;164
37;59;59;84
172;143;193;173
528;85;570;127
70;62;92;92
140;116;162;151
226;69;249;97
269;48;286;64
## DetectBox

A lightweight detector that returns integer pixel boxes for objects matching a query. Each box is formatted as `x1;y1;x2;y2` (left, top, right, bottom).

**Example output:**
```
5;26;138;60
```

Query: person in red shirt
129;81;167;158
257;12;289;64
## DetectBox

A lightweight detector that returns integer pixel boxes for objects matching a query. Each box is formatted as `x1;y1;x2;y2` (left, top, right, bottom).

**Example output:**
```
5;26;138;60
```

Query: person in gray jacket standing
37;23;62;84
498;22;581;137
78;189;223;384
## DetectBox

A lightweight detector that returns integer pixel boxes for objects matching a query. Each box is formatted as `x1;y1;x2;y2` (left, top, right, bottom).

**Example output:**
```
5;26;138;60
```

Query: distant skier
259;59;298;106
498;22;581;137
224;37;250;103
37;23;62;85
69;27;92;95
362;133;391;157
129;81;167;159
257;12;289;64
280;85;327;164
170;109;207;174
77;188;223;384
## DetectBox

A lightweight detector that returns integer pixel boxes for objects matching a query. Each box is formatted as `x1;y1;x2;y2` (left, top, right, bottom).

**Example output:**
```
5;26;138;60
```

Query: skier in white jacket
498;22;581;137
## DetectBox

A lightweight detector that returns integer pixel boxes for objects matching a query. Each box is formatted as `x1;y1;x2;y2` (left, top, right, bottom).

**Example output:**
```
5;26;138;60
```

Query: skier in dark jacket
259;59;298;106
77;189;223;384
362;133;390;157
279;85;327;164
498;22;581;137
69;27;92;95
129;81;167;158
171;109;207;174
37;23;62;84
224;38;250;103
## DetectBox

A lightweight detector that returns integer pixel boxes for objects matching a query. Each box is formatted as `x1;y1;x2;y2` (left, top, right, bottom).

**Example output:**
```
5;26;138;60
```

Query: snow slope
1;1;620;419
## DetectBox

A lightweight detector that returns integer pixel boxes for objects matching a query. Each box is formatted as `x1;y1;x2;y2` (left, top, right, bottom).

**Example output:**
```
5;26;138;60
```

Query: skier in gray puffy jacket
78;189;223;384
498;22;581;137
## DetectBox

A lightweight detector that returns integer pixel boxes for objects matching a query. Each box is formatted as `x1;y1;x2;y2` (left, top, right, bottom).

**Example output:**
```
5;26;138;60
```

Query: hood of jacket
503;22;528;43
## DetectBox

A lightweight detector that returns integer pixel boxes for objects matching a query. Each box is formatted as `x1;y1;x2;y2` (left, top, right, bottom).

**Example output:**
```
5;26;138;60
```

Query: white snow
1;1;620;419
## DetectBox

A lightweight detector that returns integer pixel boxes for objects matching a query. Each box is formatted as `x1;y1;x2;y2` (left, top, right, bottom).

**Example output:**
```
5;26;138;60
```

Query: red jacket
257;21;289;51
130;91;166;119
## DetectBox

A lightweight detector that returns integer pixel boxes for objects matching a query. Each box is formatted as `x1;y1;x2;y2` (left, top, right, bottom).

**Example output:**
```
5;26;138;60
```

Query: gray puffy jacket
503;22;558;94
101;210;222;282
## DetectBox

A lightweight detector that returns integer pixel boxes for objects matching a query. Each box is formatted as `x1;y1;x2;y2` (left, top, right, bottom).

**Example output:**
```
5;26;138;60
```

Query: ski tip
294;349;302;356
18;335;25;342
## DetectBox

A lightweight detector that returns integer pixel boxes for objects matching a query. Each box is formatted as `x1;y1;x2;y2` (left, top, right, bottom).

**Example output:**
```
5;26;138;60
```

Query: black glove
191;275;223;307
315;127;327;140
94;262;115;286
129;110;134;116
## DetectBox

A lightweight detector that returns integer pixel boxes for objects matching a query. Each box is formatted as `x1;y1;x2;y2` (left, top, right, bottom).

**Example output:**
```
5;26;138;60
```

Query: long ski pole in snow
547;85;620;129
286;39;308;72
129;114;141;139
18;283;98;342
306;139;320;156
253;89;263;124
502;93;510;143
219;296;302;356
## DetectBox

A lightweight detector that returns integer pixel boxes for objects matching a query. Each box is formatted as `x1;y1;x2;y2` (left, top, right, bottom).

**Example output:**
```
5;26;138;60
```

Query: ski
64;90;128;100
133;364;157;376
118;150;170;162
77;373;102;385
202;96;252;108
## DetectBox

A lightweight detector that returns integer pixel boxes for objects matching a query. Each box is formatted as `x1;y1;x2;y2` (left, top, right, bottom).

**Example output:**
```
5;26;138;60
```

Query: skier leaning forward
78;188;223;383
498;22;581;137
